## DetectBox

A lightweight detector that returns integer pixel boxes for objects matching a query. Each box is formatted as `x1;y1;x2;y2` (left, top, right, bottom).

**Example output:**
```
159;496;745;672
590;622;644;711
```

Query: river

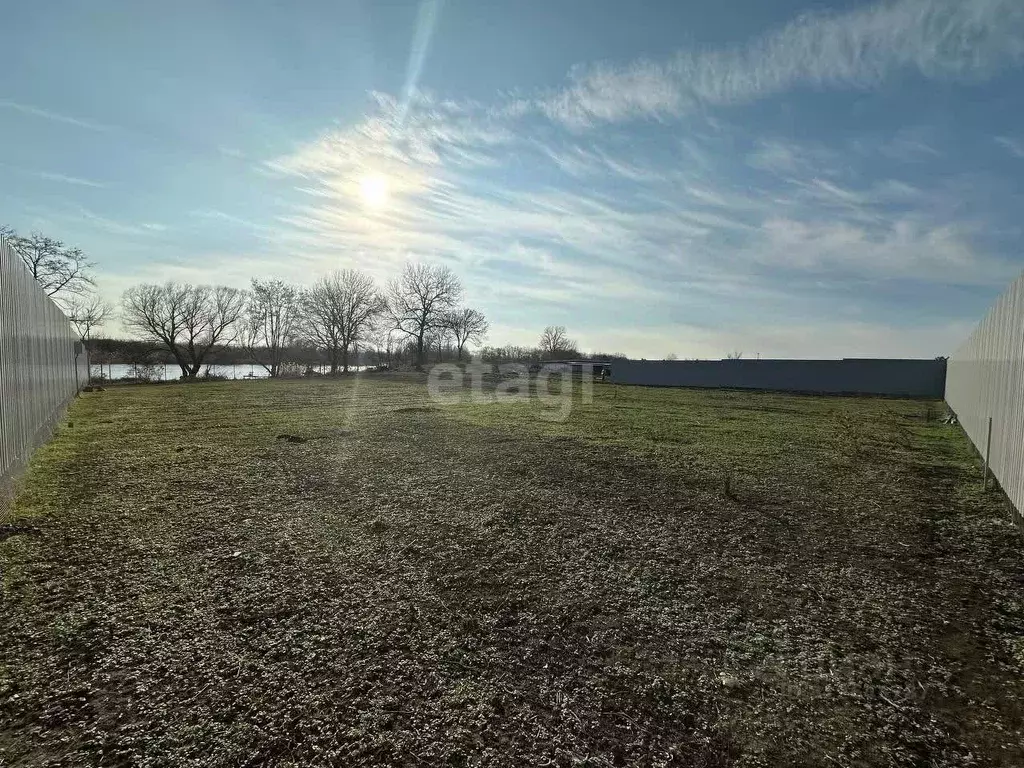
90;363;368;381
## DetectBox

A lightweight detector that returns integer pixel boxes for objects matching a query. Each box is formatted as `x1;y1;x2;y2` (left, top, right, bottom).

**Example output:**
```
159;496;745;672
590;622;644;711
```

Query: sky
3;0;1024;359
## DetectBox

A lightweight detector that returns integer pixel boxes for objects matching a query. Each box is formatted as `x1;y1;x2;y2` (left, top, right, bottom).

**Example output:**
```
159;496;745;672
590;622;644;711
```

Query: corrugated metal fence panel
946;272;1024;516
611;358;946;397
0;234;86;506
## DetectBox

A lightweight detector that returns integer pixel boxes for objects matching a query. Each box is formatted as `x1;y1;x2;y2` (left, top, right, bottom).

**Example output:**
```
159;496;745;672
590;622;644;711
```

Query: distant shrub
132;362;162;383
277;362;307;379
198;367;228;382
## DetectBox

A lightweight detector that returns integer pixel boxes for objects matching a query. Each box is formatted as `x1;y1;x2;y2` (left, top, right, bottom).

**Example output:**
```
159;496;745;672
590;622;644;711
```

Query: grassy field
1;374;1023;767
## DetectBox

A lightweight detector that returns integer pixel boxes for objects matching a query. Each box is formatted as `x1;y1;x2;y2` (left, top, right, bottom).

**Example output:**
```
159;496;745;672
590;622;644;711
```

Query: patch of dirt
0;522;41;543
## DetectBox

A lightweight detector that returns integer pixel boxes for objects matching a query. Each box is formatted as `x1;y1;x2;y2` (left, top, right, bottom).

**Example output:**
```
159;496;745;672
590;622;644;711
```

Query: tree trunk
330;347;339;375
342;345;349;373
416;334;425;369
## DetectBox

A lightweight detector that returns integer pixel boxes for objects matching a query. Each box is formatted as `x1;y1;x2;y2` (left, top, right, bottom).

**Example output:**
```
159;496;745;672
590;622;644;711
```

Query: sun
358;173;390;208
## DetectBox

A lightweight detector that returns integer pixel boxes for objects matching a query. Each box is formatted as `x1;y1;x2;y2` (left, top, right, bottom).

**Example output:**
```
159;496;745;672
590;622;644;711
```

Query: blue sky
3;0;1024;358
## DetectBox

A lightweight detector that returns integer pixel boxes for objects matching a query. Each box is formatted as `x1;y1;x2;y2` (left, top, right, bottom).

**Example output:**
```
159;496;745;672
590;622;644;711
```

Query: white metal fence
946;270;1024;520
0;234;88;506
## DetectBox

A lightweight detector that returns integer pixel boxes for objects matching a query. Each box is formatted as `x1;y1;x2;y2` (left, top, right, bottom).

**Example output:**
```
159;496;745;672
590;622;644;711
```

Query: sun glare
359;173;389;208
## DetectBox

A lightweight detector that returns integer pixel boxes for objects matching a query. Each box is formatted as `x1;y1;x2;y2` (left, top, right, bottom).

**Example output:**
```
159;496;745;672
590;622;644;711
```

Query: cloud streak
535;0;1024;127
0;99;115;133
996;136;1024;158
34;171;105;188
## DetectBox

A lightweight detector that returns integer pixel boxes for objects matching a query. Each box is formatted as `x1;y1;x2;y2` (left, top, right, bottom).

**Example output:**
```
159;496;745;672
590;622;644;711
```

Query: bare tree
444;308;488;361
67;293;112;341
299;270;381;374
424;329;447;363
386;263;462;368
665;352;679;361
336;270;382;372
539;325;577;359
364;316;399;368
6;229;95;302
726;351;743;360
243;278;301;377
299;280;342;374
121;283;246;378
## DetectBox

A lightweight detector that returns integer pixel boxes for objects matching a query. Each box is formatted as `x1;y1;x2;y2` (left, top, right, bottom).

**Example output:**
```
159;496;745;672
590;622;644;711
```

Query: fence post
983;416;993;491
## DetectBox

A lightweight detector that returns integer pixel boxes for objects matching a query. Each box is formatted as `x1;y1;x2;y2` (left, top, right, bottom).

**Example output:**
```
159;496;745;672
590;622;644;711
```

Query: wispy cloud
996;136;1024;158
270;89;1009;319
272;92;512;179
0;162;107;188
77;208;166;237
34;171;105;188
753;216;1000;283
0;98;115;133
874;129;943;162
245;0;1024;356
534;0;1024;128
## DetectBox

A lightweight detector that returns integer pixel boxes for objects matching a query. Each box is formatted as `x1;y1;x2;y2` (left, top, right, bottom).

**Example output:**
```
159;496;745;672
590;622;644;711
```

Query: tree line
4;224;620;379
121;263;489;378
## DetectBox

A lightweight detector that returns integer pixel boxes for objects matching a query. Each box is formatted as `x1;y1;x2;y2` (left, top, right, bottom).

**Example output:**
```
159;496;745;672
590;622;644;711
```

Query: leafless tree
121;283;246;378
665;352;679;361
424;329;447;363
539;325;577;359
5;229;95;302
364;316;400;368
335;270;382;371
726;351;744;360
299;281;342;374
444;308;489;361
67;293;113;341
243;278;301;377
299;270;381;374
386;263;462;368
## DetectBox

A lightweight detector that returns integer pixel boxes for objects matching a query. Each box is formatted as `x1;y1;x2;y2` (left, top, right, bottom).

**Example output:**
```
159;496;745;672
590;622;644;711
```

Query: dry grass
1;374;1022;767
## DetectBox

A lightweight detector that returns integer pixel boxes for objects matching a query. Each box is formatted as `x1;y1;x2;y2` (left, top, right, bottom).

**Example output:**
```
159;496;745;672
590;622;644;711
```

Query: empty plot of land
1;375;1022;767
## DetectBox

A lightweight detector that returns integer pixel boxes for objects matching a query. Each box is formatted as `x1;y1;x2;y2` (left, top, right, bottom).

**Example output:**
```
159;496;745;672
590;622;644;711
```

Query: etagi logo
426;361;594;422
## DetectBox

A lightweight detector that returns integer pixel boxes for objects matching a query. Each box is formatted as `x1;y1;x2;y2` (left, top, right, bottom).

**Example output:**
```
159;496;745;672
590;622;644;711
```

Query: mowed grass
1;374;1023;768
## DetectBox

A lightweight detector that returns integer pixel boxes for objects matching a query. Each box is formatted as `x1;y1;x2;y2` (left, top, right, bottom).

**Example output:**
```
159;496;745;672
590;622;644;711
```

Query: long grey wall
0;235;88;505
946;271;1024;517
611;358;946;397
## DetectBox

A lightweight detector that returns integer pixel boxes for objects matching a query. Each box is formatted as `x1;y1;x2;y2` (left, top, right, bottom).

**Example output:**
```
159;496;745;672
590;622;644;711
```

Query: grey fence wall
946;271;1024;517
0;235;88;505
611;358;947;397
